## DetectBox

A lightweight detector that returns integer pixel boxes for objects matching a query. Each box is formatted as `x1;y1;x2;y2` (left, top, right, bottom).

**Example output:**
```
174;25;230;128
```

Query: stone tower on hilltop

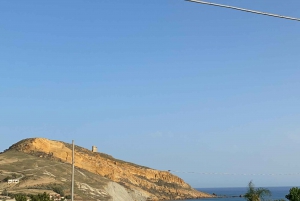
92;145;97;153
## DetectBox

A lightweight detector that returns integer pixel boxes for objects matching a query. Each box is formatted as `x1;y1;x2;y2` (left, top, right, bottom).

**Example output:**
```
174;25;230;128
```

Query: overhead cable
186;0;300;22
170;170;300;176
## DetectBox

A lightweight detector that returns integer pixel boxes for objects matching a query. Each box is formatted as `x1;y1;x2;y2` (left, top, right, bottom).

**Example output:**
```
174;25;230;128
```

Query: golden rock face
9;138;212;200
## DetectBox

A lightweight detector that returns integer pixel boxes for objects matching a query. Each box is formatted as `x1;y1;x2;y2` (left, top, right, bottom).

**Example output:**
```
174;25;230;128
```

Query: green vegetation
13;193;53;201
51;185;65;197
15;194;27;201
1;189;8;196
29;192;51;201
286;187;300;201
244;181;271;201
2;173;20;182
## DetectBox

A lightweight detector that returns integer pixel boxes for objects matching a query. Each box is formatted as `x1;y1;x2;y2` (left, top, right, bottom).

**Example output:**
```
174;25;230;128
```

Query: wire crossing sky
170;170;300;176
187;0;300;21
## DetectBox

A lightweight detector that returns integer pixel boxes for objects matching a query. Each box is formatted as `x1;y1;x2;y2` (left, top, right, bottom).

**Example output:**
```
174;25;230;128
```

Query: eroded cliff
8;138;212;200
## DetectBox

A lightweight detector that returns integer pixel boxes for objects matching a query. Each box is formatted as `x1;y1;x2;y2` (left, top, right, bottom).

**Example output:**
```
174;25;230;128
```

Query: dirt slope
0;150;115;200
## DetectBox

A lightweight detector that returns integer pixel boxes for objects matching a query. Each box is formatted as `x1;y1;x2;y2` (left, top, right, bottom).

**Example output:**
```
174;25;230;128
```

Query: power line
170;170;300;176
186;0;300;22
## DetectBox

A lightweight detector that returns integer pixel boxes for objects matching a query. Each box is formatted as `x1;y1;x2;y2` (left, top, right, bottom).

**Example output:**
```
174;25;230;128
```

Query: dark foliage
286;187;300;201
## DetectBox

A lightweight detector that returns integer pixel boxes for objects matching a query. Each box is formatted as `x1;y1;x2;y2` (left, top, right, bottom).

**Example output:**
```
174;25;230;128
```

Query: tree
244;181;271;201
52;186;65;197
30;192;51;201
15;194;27;201
286;187;300;201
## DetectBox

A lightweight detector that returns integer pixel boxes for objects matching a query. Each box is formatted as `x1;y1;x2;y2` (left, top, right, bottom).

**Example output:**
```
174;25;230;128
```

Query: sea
170;186;296;201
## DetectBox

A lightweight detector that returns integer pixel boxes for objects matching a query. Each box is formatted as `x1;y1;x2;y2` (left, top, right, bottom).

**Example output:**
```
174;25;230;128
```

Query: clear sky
1;0;299;188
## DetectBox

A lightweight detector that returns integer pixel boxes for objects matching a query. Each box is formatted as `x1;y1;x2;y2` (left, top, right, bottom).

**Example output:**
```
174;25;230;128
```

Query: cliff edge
7;138;212;200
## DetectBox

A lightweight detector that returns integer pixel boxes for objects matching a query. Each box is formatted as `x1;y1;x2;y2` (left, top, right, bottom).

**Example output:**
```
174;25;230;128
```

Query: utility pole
71;140;75;201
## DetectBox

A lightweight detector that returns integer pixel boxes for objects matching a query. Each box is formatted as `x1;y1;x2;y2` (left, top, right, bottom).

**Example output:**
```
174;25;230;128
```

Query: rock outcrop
8;138;212;200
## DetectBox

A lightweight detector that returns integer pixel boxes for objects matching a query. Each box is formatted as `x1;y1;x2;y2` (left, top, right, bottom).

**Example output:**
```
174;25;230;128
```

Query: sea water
170;186;296;201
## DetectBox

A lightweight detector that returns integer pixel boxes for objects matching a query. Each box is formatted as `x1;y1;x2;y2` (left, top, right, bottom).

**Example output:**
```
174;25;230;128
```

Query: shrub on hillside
29;192;51;201
14;194;27;201
1;188;8;196
52;186;65;196
3;176;11;182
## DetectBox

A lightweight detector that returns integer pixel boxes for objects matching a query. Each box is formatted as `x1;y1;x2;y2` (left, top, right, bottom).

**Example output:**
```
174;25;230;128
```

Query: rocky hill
1;138;212;200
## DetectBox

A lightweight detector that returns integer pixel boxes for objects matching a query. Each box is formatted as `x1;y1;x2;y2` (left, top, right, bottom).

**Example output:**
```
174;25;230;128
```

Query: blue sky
1;0;299;188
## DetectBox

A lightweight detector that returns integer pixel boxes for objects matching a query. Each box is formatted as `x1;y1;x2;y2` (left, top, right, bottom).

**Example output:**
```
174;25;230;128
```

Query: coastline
168;186;297;201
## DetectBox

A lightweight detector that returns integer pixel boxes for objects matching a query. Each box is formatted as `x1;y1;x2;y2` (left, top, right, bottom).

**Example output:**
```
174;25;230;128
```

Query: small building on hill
92;145;98;152
8;179;19;184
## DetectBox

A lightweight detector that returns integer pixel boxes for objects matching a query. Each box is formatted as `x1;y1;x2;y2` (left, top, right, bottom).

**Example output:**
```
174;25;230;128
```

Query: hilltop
0;138;212;200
